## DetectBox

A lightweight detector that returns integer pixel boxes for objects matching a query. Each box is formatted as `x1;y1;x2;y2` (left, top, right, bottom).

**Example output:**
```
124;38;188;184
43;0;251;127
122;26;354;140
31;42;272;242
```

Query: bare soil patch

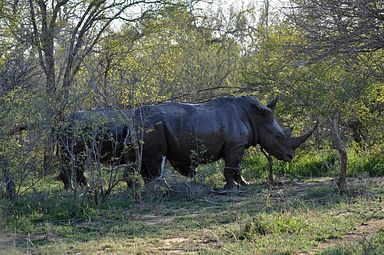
298;217;384;254
163;237;190;246
0;228;15;253
159;237;196;254
138;213;176;225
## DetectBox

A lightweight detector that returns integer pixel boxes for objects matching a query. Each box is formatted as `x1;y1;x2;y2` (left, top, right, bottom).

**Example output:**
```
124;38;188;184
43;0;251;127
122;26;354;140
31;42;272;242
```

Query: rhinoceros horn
290;122;319;149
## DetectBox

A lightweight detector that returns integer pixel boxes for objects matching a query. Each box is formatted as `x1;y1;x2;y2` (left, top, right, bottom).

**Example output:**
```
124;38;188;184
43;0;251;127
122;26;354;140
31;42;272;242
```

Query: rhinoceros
57;108;166;189
58;96;316;190
134;96;317;189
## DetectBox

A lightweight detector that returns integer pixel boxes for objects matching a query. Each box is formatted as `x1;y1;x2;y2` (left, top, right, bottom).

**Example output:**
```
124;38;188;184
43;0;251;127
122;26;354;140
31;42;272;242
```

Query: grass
1;170;384;254
319;228;384;255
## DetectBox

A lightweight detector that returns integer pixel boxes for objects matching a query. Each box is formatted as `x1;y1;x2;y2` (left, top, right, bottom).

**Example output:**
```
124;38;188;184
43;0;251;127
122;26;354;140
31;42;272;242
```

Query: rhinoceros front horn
290;122;318;149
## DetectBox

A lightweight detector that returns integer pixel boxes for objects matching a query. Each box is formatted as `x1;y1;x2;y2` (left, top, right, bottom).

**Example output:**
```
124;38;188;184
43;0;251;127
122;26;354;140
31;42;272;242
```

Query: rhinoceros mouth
274;152;293;162
273;153;284;161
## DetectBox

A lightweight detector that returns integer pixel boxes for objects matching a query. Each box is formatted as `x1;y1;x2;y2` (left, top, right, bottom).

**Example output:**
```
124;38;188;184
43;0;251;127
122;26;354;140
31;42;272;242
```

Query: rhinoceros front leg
223;166;249;190
223;147;246;190
223;167;237;190
234;172;249;186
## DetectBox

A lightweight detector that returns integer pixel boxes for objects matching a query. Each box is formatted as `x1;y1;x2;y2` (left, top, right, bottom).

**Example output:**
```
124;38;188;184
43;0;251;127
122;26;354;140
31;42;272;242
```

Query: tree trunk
337;149;348;192
43;132;55;175
329;114;348;193
0;157;16;203
128;107;143;202
29;0;58;175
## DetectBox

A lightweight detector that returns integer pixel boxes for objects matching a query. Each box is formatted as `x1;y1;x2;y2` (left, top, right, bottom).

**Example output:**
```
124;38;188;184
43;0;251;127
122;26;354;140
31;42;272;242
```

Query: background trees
1;2;383;254
0;0;383;202
237;0;383;191
91;6;243;106
287;0;384;190
289;0;384;60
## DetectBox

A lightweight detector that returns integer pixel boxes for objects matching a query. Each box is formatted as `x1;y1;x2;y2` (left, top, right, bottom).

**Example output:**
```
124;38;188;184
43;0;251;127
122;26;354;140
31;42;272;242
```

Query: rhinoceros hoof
238;180;250;186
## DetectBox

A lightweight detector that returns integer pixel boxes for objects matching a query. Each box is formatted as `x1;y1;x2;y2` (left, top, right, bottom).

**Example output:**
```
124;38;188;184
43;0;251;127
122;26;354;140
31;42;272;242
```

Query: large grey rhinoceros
58;96;317;190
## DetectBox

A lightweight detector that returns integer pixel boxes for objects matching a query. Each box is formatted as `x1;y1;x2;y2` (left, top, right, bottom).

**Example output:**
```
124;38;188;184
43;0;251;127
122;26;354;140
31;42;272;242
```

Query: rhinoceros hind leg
77;169;88;187
59;168;72;189
123;162;136;188
74;159;88;187
142;157;163;180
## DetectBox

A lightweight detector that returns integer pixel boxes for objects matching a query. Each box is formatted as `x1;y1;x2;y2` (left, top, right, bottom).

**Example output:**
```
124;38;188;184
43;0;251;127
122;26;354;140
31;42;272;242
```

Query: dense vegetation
0;0;383;253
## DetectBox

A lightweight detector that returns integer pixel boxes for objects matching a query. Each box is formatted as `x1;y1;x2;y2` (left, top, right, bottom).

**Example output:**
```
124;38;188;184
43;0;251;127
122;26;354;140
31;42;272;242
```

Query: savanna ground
1;164;383;255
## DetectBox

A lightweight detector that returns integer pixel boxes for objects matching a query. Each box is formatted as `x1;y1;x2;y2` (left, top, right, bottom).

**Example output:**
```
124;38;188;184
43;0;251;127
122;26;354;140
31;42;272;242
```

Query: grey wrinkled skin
57;109;166;189
58;96;316;190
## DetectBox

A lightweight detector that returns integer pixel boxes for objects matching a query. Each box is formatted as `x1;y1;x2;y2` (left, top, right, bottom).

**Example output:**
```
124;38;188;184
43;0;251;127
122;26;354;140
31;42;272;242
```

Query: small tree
288;0;384;63
241;10;382;191
1;0;182;174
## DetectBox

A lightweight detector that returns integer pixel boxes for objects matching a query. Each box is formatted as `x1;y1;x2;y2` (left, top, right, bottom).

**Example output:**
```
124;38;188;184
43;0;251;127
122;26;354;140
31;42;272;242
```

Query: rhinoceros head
253;97;317;162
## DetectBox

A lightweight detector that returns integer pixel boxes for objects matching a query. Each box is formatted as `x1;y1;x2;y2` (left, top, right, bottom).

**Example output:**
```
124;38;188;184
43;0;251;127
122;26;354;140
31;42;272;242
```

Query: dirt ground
0;228;13;253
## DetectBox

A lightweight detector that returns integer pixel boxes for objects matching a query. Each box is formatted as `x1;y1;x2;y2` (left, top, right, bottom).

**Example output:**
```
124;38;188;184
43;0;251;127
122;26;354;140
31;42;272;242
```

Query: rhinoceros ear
266;97;278;110
254;104;273;118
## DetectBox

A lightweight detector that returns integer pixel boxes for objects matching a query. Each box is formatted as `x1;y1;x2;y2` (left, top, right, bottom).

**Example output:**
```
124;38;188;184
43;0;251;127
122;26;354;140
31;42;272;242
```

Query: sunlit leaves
93;6;242;106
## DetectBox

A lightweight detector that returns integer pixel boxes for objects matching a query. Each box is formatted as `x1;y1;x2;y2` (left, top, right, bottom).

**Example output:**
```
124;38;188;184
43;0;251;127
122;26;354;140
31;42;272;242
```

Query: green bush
274;150;338;178
243;146;384;181
243;149;338;180
238;213;308;240
348;146;384;177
